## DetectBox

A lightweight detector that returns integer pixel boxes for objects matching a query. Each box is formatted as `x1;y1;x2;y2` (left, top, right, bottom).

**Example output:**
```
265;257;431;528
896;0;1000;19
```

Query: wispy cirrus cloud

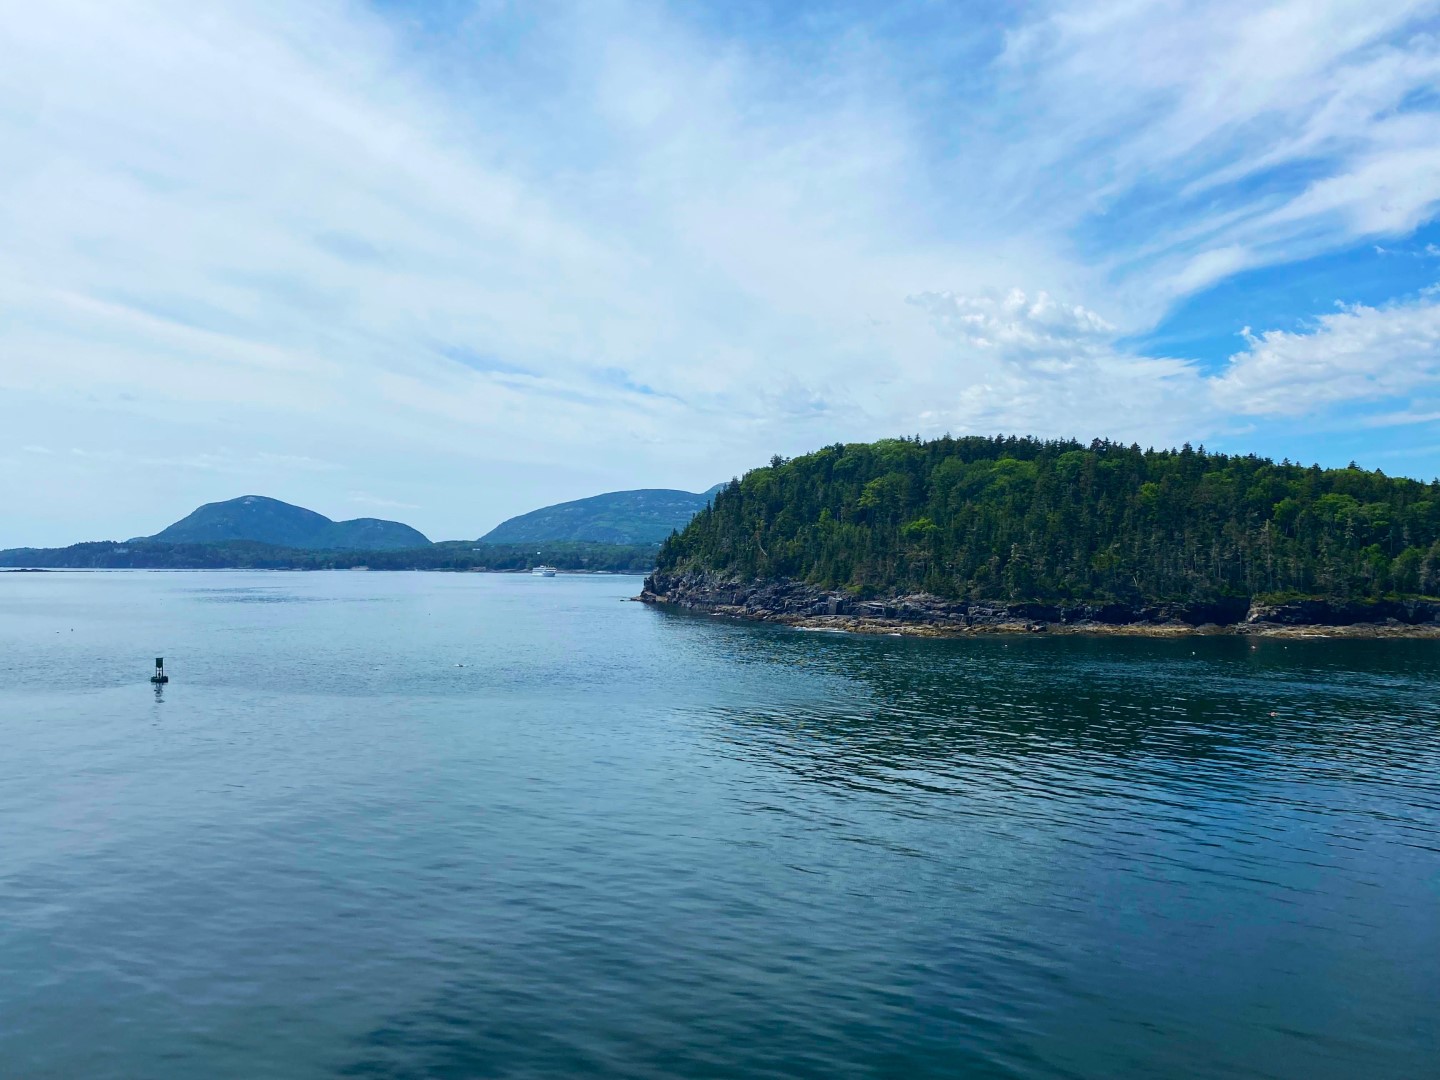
347;491;422;512
1;0;1439;545
991;0;1440;293
64;447;341;474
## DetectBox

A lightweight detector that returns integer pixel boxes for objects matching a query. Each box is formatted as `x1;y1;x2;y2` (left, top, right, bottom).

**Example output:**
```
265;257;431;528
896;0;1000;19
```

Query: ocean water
1;570;1436;1079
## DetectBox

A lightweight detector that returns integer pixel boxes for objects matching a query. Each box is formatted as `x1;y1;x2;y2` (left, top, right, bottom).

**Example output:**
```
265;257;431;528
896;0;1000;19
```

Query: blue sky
2;0;1440;545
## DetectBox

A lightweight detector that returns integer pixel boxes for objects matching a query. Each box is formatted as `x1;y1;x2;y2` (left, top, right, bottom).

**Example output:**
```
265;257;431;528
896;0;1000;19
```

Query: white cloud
64;447;341;474
993;0;1440;303
1213;297;1440;415
908;287;1216;446
1375;242;1440;257
0;0;1439;544
347;492;422;512
906;284;1440;449
906;290;1113;355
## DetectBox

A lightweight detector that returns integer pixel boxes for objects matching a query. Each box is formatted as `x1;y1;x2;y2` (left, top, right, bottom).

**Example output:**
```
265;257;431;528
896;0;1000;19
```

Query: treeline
657;436;1440;603
0;539;657;573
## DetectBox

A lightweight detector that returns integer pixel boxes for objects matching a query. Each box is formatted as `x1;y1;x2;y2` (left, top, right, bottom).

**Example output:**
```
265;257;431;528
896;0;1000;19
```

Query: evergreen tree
656;436;1440;603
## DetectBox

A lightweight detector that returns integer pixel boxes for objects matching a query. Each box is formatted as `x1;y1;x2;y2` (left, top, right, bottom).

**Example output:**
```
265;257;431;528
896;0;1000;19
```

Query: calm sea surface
1;571;1437;1079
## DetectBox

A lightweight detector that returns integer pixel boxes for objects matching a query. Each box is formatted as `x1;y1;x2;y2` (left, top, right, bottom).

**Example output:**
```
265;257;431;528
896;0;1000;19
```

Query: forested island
644;436;1440;635
480;486;724;545
145;495;430;550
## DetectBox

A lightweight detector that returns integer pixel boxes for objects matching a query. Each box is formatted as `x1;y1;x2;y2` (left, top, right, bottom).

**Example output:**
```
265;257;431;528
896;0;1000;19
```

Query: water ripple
0;573;1436;1079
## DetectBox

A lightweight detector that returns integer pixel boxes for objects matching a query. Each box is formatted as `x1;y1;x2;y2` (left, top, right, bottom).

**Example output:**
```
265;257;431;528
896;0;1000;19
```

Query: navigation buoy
150;657;169;685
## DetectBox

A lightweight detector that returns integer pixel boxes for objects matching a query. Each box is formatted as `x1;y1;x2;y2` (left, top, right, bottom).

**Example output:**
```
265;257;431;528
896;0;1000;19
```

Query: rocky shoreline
639;570;1440;639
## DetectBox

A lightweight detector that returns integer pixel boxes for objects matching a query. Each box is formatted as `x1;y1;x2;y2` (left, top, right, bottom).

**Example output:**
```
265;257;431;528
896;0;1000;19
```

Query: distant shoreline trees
0;539;657;574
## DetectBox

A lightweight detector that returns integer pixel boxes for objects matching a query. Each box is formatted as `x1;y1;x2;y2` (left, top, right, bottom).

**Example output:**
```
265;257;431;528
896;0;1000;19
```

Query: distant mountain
144;495;430;550
479;485;724;546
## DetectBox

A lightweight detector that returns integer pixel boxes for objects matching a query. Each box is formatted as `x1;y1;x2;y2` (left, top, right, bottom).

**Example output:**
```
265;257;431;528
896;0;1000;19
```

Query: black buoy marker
150;657;169;685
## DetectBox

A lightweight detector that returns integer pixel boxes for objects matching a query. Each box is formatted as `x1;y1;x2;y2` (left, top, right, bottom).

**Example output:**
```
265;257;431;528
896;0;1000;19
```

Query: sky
3;0;1440;546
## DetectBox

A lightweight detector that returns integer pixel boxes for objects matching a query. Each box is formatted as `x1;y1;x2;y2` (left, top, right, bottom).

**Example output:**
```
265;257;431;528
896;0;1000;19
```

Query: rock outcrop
1243;598;1440;626
640;570;1440;637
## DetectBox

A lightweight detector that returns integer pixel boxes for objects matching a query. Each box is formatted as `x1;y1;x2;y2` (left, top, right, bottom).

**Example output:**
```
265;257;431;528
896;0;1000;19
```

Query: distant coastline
0;489;704;574
0;539;656;574
0;562;647;576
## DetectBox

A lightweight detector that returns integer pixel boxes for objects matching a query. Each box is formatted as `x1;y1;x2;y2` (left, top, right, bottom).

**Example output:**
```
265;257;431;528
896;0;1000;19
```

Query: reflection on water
679;609;1440;775
1;573;1436;1079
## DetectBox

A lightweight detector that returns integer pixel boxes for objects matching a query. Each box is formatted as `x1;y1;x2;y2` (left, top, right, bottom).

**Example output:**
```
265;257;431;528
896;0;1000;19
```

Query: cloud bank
1;0;1438;543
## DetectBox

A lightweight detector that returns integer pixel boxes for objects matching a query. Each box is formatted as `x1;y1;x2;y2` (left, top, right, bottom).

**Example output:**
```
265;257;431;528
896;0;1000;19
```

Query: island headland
641;436;1440;638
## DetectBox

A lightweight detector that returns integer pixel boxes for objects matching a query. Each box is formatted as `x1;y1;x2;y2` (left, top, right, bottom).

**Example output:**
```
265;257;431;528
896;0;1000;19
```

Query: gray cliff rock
641;571;1440;632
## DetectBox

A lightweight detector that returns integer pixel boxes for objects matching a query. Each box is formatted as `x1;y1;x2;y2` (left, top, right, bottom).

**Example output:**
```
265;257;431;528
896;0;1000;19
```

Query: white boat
531;565;558;577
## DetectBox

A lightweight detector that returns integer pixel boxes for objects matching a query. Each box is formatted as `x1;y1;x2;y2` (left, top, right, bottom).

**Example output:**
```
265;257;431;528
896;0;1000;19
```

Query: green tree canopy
657;436;1440;603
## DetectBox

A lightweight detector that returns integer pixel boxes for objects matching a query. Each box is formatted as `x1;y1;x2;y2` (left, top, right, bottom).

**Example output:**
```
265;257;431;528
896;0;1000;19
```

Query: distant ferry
531;565;558;577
